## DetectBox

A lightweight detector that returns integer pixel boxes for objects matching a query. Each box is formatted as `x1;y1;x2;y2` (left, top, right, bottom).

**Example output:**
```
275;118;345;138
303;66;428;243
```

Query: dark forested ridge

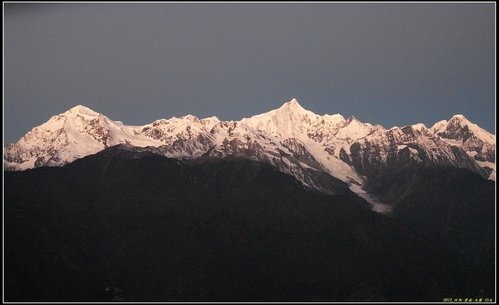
4;145;495;301
365;166;496;298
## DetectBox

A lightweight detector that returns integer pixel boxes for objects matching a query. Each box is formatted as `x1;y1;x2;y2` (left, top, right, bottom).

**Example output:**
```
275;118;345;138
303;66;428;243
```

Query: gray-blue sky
4;2;495;143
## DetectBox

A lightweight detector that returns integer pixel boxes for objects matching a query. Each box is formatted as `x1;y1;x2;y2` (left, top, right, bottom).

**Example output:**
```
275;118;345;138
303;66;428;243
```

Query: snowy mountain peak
202;116;220;122
277;98;312;115
408;123;428;133
449;114;468;122
280;97;301;108
426;114;496;180
65;104;101;117
240;99;319;138
323;113;345;122
445;114;475;129
346;115;359;123
430;120;448;132
432;114;495;144
443;114;494;135
181;114;200;122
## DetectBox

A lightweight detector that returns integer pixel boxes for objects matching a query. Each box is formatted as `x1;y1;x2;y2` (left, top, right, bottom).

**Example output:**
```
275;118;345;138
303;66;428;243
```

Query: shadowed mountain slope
4;145;493;301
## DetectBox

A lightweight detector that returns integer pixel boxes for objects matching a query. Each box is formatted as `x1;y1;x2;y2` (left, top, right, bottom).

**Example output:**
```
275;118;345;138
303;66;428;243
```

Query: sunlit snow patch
349;184;393;215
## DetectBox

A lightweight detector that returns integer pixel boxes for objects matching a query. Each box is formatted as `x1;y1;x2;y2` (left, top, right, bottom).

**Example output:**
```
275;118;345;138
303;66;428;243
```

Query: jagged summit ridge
4;99;496;201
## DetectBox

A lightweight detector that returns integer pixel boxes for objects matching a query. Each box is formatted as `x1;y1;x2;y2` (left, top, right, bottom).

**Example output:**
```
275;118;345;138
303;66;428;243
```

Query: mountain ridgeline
4;99;495;189
4;99;496;301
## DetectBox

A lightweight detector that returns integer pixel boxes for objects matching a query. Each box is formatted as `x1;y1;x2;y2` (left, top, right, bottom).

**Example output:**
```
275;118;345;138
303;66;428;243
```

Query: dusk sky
4;2;495;144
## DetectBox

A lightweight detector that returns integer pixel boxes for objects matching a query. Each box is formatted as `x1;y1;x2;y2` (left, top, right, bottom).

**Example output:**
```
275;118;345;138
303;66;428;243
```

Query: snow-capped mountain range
4;98;495;205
